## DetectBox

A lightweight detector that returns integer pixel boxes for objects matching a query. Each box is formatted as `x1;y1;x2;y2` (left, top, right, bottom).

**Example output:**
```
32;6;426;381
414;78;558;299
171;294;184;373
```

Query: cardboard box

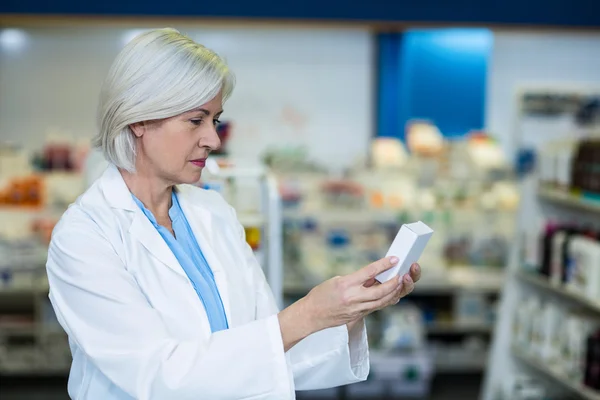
376;221;433;283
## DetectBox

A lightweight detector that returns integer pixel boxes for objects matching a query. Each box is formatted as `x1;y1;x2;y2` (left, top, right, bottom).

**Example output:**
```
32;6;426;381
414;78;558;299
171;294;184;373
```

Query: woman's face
131;91;223;185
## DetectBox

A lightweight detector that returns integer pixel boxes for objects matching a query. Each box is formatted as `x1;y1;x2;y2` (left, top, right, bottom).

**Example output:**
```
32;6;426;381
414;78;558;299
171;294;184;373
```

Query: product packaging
376;221;433;283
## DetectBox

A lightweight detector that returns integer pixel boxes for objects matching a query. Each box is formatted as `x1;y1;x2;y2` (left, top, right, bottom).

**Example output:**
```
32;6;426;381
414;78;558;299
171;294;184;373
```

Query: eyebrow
188;108;223;116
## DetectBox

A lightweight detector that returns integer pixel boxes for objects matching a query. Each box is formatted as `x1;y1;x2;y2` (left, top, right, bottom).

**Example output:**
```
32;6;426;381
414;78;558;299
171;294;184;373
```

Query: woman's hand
346;262;421;333
278;257;421;352
304;257;420;333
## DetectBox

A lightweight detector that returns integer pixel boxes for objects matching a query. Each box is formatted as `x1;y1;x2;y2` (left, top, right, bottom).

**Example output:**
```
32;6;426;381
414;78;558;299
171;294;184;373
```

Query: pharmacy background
0;22;599;400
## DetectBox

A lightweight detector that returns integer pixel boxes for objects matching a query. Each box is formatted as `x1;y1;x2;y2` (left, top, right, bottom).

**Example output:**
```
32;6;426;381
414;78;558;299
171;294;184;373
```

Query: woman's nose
202;126;222;151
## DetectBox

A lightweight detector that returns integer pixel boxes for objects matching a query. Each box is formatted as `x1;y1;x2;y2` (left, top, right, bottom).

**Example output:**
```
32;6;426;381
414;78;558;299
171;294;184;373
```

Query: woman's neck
120;168;173;218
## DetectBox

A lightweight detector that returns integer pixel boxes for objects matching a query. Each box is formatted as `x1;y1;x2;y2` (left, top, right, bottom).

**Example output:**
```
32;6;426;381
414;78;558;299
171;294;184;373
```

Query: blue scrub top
132;190;229;333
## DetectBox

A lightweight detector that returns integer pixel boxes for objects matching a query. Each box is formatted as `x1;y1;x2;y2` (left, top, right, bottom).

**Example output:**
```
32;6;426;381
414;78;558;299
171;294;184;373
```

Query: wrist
297;295;321;335
346;317;364;335
277;296;319;352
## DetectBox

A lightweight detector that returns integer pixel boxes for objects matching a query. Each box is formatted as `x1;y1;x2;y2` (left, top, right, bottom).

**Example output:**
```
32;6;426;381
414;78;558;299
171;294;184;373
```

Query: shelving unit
482;179;600;400
512;347;600;400
426;321;493;335
482;88;600;400
517;269;600;314
538;186;600;214
284;266;505;297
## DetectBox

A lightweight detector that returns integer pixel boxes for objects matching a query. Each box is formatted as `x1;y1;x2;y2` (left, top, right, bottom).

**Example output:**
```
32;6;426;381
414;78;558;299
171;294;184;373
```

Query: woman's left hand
346;263;421;333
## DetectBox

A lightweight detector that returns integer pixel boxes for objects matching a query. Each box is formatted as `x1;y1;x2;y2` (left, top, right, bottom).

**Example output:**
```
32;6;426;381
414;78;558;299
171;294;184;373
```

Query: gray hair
93;28;235;172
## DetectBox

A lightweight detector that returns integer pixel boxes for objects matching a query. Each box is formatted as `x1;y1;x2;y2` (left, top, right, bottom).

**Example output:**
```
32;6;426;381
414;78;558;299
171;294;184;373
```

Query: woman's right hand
303;256;412;333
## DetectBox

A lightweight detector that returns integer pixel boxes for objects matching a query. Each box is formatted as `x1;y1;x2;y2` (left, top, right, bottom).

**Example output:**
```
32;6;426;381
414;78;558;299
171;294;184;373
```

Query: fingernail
390;256;399;264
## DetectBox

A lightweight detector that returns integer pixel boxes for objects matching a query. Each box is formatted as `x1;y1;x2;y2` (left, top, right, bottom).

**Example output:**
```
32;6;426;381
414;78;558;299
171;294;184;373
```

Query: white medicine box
376;221;434;283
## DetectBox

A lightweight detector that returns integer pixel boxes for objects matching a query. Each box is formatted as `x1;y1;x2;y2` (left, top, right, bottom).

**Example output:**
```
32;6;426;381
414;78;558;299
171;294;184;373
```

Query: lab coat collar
99;165;138;212
99;165;189;278
98;165;231;321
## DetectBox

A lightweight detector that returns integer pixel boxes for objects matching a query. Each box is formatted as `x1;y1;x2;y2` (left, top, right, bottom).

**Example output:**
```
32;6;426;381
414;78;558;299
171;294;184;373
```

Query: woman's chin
176;169;203;185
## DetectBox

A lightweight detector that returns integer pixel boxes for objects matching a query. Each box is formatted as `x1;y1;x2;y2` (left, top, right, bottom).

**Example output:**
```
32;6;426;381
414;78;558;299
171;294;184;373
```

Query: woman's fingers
359;275;402;301
347;256;398;286
409;263;421;283
398;273;415;298
361;273;415;312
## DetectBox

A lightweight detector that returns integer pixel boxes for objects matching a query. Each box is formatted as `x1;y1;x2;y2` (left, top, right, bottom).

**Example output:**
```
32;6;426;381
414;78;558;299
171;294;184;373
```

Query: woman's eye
213;119;221;127
190;119;203;126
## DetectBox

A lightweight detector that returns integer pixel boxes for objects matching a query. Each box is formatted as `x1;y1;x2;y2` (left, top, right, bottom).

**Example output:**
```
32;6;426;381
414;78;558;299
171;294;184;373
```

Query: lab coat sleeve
229;206;370;391
46;213;293;400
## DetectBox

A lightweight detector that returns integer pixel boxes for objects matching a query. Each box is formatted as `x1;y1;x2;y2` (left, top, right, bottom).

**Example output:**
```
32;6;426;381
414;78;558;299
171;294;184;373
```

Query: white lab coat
46;165;369;400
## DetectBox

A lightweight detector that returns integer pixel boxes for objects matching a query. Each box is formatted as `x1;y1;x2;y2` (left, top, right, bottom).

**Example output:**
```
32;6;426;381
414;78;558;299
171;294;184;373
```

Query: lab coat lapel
128;210;188;279
99;165;187;279
176;186;232;324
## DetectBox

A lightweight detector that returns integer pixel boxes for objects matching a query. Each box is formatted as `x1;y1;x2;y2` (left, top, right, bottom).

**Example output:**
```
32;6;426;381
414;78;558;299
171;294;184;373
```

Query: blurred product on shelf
572;139;600;197
405;120;445;157
523;221;600;304
370;137;408;170
320;179;365;209
0;175;44;208
586;331;600;390
504;376;547;400
31;133;91;173
244;226;261;251
521;92;600;127
539;137;600;198
513;293;600;393
262;145;325;174
211;121;233;156
379;303;426;351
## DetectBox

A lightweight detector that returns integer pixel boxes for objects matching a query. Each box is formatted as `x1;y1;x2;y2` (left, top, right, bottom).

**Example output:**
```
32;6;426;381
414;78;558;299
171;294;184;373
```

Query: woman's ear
129;122;146;138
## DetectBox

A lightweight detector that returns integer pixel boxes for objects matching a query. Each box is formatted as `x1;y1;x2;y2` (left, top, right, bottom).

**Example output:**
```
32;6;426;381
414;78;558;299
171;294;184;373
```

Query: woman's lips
190;159;206;167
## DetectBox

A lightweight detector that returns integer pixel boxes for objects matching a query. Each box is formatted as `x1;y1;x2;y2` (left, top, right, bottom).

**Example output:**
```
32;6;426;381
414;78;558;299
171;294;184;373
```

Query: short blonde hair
93;28;235;172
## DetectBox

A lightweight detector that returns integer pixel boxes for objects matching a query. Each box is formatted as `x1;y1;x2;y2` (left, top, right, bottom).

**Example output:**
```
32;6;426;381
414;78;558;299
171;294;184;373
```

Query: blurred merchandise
211;121;233;156
370;137;409;170
0;175;44;208
379;303;426;351
503;376;547;400
31;132;90;173
522;92;600;127
571;139;600;197
522;220;600;304
406;120;444;157
278;130;518;287
512;293;600;392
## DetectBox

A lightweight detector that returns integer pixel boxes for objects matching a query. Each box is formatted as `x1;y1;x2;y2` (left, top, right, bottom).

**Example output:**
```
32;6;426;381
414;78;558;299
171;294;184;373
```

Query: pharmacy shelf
517;270;600;314
512;347;600;400
283;209;400;224
435;351;488;373
538;186;600;214
284;267;505;296
0;366;70;377
426;321;493;335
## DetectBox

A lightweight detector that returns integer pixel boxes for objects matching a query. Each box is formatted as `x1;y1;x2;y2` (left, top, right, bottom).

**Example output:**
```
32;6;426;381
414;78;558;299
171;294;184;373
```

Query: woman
46;28;421;400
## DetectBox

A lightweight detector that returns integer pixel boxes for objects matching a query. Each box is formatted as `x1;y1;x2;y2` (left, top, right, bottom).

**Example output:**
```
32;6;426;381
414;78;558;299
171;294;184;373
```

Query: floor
0;373;483;399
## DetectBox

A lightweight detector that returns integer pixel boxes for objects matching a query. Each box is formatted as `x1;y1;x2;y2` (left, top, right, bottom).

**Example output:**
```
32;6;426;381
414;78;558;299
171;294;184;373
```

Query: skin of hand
346;262;421;334
278;257;421;352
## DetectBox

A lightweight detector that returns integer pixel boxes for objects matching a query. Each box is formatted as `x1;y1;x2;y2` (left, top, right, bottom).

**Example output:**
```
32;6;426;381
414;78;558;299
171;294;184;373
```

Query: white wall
0;26;373;170
485;31;600;156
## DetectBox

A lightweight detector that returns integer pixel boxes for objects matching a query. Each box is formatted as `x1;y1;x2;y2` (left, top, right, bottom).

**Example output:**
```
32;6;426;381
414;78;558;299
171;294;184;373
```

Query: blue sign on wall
1;0;599;27
377;28;493;140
